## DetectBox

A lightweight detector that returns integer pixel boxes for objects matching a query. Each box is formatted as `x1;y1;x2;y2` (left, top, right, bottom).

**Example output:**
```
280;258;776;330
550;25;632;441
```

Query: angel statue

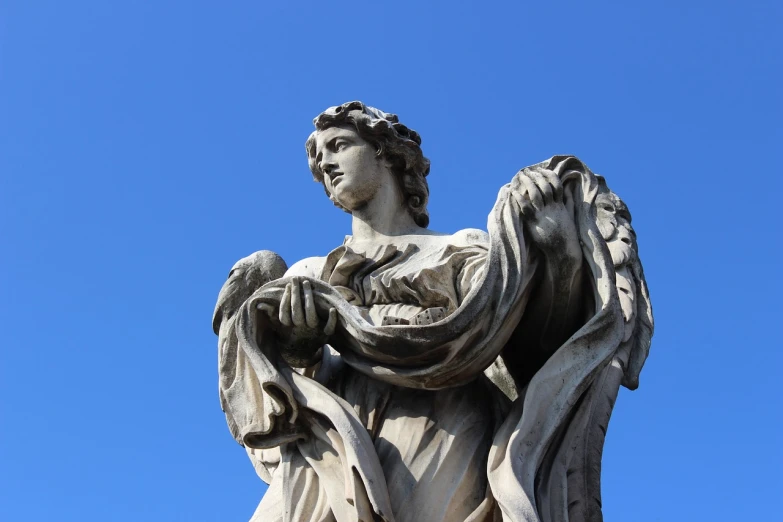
212;101;653;522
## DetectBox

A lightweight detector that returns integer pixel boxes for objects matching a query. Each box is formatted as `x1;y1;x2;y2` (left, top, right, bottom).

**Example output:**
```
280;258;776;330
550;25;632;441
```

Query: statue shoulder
285;256;327;279
450;228;490;246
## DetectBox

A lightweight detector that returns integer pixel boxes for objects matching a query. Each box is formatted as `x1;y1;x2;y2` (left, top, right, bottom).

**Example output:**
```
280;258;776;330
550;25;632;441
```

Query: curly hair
305;101;431;228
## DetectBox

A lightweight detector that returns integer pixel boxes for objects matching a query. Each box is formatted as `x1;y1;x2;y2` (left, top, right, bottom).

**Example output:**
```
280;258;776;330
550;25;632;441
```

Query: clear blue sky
1;1;780;521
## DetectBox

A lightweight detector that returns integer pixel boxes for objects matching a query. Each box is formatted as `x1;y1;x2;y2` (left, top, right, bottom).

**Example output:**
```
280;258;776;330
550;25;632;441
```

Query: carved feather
212;250;288;334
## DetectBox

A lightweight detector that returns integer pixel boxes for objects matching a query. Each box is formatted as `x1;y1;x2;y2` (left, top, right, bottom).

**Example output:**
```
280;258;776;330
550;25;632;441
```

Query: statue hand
257;277;337;367
513;166;581;262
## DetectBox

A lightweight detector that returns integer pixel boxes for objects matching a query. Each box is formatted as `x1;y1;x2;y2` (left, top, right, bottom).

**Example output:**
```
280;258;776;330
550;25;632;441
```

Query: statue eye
334;141;347;151
599;203;615;213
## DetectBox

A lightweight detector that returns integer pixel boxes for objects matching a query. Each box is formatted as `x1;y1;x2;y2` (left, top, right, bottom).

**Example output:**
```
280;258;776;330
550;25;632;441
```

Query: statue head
595;177;652;390
306;101;431;228
595;178;637;268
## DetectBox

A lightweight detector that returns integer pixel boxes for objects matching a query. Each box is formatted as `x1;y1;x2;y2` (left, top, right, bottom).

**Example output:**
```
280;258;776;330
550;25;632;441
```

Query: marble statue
212;101;654;522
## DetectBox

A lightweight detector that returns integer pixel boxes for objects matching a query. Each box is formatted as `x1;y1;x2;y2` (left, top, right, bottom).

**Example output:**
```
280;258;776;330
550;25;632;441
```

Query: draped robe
214;156;650;522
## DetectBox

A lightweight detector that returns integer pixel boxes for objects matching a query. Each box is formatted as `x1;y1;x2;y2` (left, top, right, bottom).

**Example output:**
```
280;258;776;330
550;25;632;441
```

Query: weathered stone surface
212;101;654;522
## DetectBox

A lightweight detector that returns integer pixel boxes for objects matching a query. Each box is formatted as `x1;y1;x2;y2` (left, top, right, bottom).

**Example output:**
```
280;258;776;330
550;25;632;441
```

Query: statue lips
329;171;344;187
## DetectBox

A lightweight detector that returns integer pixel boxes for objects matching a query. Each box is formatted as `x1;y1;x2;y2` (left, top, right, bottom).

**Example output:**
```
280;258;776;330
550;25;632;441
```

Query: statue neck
350;180;425;243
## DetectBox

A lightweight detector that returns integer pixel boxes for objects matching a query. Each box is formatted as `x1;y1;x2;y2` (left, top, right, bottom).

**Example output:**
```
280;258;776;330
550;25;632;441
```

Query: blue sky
1;1;781;520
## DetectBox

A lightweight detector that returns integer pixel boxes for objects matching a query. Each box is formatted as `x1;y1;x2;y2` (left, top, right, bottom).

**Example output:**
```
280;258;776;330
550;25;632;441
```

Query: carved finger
541;168;563;202
510;184;529;214
529;169;554;204
509;171;525;194
279;283;292;326
520;173;544;211
324;308;337;336
290;277;304;327
257;302;277;320
303;280;319;328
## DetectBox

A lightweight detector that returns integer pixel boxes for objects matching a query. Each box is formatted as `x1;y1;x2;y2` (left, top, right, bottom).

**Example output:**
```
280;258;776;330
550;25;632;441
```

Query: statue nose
321;161;337;176
617;227;634;245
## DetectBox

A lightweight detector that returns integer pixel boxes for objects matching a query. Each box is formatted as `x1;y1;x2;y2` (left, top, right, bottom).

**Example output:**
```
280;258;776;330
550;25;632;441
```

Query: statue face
596;192;636;267
313;125;394;212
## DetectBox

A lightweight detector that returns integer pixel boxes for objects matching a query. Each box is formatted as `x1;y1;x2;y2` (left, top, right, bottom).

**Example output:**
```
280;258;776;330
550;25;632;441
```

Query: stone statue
212;101;653;522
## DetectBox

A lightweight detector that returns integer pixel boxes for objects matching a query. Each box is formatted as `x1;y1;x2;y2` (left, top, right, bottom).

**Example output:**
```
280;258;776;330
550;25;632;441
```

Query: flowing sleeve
454;229;492;305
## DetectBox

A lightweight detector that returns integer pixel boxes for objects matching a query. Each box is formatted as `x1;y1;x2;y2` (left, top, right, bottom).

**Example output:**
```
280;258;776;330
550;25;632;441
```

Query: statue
212;101;653;522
